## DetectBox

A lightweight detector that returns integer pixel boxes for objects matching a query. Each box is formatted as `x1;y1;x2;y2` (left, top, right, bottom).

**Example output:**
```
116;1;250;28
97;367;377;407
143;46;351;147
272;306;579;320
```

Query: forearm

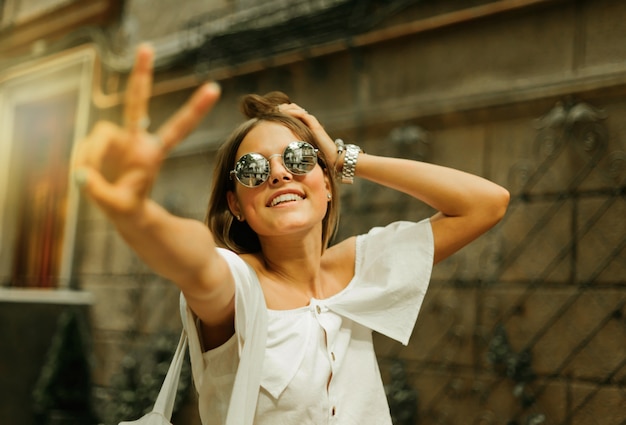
355;153;509;219
110;200;220;288
354;153;510;263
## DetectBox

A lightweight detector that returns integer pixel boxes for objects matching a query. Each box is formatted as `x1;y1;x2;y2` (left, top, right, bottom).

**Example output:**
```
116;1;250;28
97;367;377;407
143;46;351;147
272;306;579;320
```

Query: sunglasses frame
230;141;319;187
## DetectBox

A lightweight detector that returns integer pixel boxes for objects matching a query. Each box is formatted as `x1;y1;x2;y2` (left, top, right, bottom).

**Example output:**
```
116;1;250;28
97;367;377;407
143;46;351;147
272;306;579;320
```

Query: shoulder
323;236;357;268
361;220;434;251
334;220;434;273
321;236;357;293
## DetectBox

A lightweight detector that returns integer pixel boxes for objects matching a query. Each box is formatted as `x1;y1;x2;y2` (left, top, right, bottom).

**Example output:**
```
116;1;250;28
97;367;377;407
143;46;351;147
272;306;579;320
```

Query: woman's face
226;121;331;241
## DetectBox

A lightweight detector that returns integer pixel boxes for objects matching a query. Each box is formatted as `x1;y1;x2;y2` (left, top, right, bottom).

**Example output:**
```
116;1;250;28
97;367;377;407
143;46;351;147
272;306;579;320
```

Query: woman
75;45;509;425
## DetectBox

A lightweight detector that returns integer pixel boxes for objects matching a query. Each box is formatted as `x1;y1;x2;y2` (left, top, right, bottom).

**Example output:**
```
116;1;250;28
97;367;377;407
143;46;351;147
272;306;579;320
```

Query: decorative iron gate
377;98;626;425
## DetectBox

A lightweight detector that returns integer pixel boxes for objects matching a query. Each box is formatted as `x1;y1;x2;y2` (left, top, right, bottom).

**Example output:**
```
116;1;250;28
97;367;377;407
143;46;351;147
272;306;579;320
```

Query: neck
257;227;325;296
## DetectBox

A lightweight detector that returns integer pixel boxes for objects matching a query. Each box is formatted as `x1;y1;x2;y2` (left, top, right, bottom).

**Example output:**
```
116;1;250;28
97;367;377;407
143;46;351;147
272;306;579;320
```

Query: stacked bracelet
334;139;362;184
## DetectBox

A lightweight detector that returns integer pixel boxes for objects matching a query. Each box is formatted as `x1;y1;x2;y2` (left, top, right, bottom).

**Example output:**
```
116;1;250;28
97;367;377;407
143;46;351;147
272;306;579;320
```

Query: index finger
124;44;154;131
156;82;221;151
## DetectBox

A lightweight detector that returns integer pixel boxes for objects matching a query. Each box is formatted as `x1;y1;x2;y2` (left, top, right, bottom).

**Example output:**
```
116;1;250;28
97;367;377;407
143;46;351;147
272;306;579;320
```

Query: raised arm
280;104;510;264
354;154;509;264
73;45;235;340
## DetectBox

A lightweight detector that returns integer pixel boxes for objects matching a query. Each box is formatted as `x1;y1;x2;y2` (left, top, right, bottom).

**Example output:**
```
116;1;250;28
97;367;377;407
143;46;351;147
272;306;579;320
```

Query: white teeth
270;193;303;207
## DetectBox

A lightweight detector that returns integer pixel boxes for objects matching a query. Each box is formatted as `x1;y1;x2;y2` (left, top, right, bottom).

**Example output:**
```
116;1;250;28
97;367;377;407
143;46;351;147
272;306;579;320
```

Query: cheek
238;190;264;213
308;169;331;205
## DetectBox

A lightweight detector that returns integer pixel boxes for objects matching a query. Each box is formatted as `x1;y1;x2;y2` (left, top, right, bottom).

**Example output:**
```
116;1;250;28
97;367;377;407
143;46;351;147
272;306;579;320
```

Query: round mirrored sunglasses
230;141;319;187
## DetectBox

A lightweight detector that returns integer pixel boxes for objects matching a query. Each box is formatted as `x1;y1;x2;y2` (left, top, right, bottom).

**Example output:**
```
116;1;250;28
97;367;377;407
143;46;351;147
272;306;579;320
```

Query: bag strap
225;272;268;425
152;330;188;419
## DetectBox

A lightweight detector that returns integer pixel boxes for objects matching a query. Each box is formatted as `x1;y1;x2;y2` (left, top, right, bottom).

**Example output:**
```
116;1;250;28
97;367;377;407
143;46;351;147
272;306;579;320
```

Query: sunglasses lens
234;152;269;187
283;141;318;175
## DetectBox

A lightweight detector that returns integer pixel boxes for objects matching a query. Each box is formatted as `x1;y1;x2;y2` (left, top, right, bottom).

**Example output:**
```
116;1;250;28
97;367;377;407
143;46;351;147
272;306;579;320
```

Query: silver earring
327;193;332;201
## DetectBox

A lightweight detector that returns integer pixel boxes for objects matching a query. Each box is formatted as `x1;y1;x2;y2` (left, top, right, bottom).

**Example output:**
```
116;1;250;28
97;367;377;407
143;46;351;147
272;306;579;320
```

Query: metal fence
376;98;626;425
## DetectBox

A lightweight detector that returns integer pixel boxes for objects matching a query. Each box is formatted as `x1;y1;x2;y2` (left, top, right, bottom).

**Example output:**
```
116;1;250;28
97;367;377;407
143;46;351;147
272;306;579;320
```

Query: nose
268;154;292;185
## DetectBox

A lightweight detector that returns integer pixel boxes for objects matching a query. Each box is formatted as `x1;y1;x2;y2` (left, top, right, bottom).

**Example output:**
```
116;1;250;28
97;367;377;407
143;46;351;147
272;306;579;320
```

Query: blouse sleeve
328;219;434;345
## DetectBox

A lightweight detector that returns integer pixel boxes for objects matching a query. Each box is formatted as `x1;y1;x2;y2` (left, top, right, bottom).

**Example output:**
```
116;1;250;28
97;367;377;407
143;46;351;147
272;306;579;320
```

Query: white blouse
181;219;434;425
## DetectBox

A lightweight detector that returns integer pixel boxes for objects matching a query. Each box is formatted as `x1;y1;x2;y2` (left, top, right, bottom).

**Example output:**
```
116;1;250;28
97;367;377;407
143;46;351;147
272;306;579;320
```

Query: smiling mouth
269;193;304;207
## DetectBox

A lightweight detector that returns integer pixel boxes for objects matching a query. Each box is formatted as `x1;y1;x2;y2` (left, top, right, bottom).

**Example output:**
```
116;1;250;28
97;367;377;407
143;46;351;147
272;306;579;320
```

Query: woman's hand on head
73;43;221;218
278;103;339;169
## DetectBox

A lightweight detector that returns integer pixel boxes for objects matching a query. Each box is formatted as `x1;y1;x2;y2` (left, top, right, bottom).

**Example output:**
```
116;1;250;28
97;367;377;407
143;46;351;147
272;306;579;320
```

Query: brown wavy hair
206;91;340;253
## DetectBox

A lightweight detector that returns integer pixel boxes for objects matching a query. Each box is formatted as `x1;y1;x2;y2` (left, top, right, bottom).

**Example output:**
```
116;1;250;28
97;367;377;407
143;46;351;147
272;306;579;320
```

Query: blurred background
0;0;624;424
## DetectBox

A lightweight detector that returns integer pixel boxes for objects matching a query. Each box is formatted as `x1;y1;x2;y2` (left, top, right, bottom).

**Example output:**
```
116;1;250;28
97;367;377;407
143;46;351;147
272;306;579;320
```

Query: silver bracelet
334;138;345;155
333;138;345;174
341;144;361;184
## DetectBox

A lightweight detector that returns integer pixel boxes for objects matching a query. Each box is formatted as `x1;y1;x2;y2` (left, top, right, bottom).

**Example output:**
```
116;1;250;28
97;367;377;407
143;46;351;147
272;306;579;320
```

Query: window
0;47;94;288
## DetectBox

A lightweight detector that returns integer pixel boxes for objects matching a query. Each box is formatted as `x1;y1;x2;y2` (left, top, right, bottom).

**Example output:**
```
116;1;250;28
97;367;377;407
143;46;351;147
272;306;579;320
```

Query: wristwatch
341;144;361;184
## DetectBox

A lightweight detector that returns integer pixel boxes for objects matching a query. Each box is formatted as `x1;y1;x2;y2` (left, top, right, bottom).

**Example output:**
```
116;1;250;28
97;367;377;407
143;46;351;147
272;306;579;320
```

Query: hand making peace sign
73;44;221;218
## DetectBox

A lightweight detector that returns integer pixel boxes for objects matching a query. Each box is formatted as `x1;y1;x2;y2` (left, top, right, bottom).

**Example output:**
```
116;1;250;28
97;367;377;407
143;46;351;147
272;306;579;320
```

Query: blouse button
331;352;336;361
316;305;321;314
